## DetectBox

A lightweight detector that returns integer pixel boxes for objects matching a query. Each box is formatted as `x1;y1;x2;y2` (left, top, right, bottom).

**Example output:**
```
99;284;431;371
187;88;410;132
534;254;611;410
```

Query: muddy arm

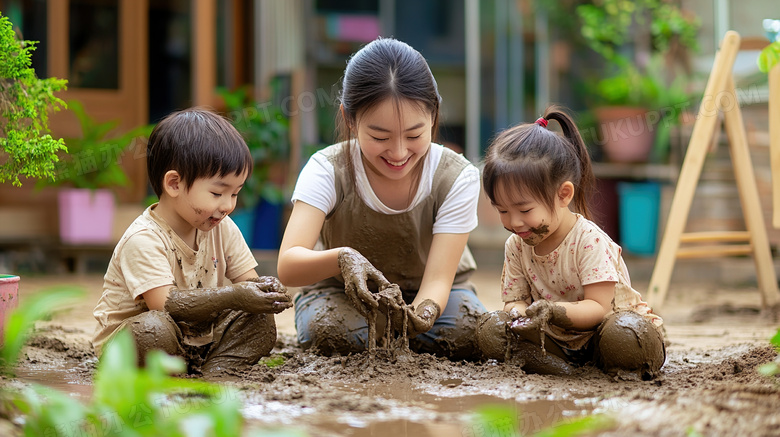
162;278;292;322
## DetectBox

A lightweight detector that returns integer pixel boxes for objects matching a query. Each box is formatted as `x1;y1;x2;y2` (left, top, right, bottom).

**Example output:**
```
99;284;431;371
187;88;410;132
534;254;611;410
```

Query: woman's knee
414;298;484;360
595;311;666;379
296;293;368;356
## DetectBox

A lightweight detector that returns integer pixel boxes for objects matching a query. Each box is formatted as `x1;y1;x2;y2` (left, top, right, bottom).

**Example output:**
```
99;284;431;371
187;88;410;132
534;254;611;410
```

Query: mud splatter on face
520;222;550;246
531;224;549;236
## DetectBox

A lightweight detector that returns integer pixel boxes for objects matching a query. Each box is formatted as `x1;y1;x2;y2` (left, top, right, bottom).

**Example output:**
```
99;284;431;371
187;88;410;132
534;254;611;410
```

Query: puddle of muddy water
243;379;595;437
12;366;93;402
11;366;596;437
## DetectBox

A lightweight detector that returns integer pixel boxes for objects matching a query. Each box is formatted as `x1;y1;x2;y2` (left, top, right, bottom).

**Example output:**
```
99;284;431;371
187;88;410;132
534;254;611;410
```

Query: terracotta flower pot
594;106;657;163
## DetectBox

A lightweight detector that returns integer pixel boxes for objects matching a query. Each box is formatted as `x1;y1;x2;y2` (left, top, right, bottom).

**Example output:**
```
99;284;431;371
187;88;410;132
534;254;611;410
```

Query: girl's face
354;98;433;183
492;180;574;250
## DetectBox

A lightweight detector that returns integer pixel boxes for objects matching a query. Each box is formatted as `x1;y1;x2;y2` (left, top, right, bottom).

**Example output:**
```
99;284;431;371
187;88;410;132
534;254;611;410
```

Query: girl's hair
147;108;253;197
482;105;595;219
336;37;441;187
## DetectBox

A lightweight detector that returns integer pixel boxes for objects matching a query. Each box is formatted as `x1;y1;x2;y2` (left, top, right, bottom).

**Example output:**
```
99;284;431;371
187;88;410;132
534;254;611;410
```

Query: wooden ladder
646;31;780;310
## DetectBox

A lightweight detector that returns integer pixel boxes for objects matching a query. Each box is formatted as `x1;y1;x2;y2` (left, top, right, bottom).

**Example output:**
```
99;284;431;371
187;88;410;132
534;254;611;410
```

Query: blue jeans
295;287;486;360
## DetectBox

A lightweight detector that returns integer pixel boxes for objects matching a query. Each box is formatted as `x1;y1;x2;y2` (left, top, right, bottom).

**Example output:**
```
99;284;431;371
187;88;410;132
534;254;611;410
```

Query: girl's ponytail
544;106;595;220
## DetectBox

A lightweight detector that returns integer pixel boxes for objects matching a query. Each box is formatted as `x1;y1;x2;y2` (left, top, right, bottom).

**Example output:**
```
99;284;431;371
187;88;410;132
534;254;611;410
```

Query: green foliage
1;286;308;436
758;328;780;379
470;403;613;437
218;85;289;208
6;330;247;436
576;0;700;109
38;100;154;191
0;12;68;187
758;42;780;74
1;286;85;373
259;355;286;368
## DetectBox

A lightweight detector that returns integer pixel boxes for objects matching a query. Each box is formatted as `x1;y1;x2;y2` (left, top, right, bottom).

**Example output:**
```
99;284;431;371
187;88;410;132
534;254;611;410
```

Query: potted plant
40;100;153;245
576;0;700;163
217;85;289;250
0;12;68;331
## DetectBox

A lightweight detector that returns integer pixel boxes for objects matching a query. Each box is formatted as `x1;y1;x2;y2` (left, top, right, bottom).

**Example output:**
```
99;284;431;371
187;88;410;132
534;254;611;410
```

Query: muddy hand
406;299;441;338
246;276;289;295
508;300;553;342
232;281;293;314
377;283;409;331
338;247;390;316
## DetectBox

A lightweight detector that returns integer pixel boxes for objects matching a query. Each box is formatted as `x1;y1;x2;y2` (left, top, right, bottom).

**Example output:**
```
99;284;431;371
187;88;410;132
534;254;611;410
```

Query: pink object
0;275;19;344
333;15;380;42
58;188;116;244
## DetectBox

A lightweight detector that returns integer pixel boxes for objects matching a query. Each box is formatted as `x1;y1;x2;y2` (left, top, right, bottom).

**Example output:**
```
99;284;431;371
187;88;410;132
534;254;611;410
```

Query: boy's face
175;171;247;232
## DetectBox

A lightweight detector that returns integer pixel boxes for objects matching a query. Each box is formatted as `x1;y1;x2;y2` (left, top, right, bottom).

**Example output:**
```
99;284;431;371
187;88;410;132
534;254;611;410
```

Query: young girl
277;37;485;360
476;106;665;379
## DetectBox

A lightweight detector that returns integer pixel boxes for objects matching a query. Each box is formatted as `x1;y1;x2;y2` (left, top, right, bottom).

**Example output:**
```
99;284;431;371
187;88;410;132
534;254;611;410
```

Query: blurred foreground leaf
1;286;84;371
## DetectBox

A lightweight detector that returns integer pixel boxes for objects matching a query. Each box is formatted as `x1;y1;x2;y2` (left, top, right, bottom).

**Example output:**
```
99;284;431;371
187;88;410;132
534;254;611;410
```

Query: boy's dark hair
482;105;595;220
147;108;253;197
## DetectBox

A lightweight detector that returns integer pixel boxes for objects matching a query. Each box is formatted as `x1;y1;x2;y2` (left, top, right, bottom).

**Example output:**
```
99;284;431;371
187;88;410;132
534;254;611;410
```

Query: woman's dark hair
147;108;253;197
482;105;595;219
336;37;441;186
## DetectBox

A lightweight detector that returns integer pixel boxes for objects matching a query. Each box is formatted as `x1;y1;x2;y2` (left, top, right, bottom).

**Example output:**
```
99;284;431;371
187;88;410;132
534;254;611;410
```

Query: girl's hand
338;247;391;316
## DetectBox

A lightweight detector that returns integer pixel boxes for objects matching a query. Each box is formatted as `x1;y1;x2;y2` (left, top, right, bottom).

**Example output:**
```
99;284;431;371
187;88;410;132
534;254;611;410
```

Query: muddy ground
2;262;780;437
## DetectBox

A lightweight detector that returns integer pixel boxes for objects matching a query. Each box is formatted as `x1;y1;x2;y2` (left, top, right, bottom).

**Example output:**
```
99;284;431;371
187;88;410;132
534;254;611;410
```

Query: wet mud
4;322;779;437
3;277;780;437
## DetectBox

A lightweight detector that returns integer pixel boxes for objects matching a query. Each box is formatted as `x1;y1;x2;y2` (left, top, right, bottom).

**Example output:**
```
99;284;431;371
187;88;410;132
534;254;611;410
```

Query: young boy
92;108;292;375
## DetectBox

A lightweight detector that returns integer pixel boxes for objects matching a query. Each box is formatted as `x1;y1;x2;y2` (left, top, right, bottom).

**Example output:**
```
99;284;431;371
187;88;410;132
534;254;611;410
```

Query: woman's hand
338;247;391;316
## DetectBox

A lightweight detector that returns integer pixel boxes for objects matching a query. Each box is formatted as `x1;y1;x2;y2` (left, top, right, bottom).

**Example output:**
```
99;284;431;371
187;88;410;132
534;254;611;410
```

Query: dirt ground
2;260;780;437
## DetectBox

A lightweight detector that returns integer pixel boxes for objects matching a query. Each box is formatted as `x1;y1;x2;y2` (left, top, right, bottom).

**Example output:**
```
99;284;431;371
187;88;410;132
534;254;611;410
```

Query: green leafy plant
757;329;780;379
218;85;289;208
1;285;308;436
38;100;154;191
0;12;68;187
577;0;700;109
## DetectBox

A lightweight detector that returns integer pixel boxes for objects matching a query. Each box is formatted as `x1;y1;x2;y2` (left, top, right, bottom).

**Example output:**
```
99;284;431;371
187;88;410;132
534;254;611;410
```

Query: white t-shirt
292;142;480;234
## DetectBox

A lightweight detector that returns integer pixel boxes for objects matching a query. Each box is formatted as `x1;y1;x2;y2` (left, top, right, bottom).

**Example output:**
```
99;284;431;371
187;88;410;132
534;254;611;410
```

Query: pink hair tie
535;117;548;127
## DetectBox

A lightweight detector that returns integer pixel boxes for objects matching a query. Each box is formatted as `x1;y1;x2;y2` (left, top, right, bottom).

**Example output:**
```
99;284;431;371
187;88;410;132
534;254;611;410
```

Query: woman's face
354;98;433;183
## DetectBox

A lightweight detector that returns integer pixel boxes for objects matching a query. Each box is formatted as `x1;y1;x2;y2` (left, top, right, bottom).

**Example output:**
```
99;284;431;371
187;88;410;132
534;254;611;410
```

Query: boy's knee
476;311;512;361
231;312;277;357
124;311;183;366
595;311;665;380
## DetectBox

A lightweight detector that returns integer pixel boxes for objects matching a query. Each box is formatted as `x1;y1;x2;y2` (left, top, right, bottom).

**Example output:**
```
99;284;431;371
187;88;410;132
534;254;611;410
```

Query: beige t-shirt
92;204;258;352
500;214;662;349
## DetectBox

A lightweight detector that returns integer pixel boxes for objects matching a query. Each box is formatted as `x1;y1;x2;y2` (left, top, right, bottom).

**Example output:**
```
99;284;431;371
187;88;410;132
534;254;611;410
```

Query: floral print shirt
500;214;662;349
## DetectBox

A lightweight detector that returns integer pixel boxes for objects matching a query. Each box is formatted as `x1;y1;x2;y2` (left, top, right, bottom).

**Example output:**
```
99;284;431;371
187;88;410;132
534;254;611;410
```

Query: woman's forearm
277;246;341;287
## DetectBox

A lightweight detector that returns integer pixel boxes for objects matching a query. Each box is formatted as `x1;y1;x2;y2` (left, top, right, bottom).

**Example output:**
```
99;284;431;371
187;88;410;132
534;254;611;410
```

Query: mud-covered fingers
344;284;373;316
249;276;287;294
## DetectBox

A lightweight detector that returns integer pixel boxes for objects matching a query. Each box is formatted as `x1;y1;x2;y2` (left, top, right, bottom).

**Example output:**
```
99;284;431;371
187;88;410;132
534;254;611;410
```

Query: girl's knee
595;311;666;379
476;311;512;361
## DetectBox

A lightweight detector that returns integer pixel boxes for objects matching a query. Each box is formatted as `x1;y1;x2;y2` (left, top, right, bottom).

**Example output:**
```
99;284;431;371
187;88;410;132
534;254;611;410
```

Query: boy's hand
338;247;391;316
245;276;288;294
232;280;292;314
